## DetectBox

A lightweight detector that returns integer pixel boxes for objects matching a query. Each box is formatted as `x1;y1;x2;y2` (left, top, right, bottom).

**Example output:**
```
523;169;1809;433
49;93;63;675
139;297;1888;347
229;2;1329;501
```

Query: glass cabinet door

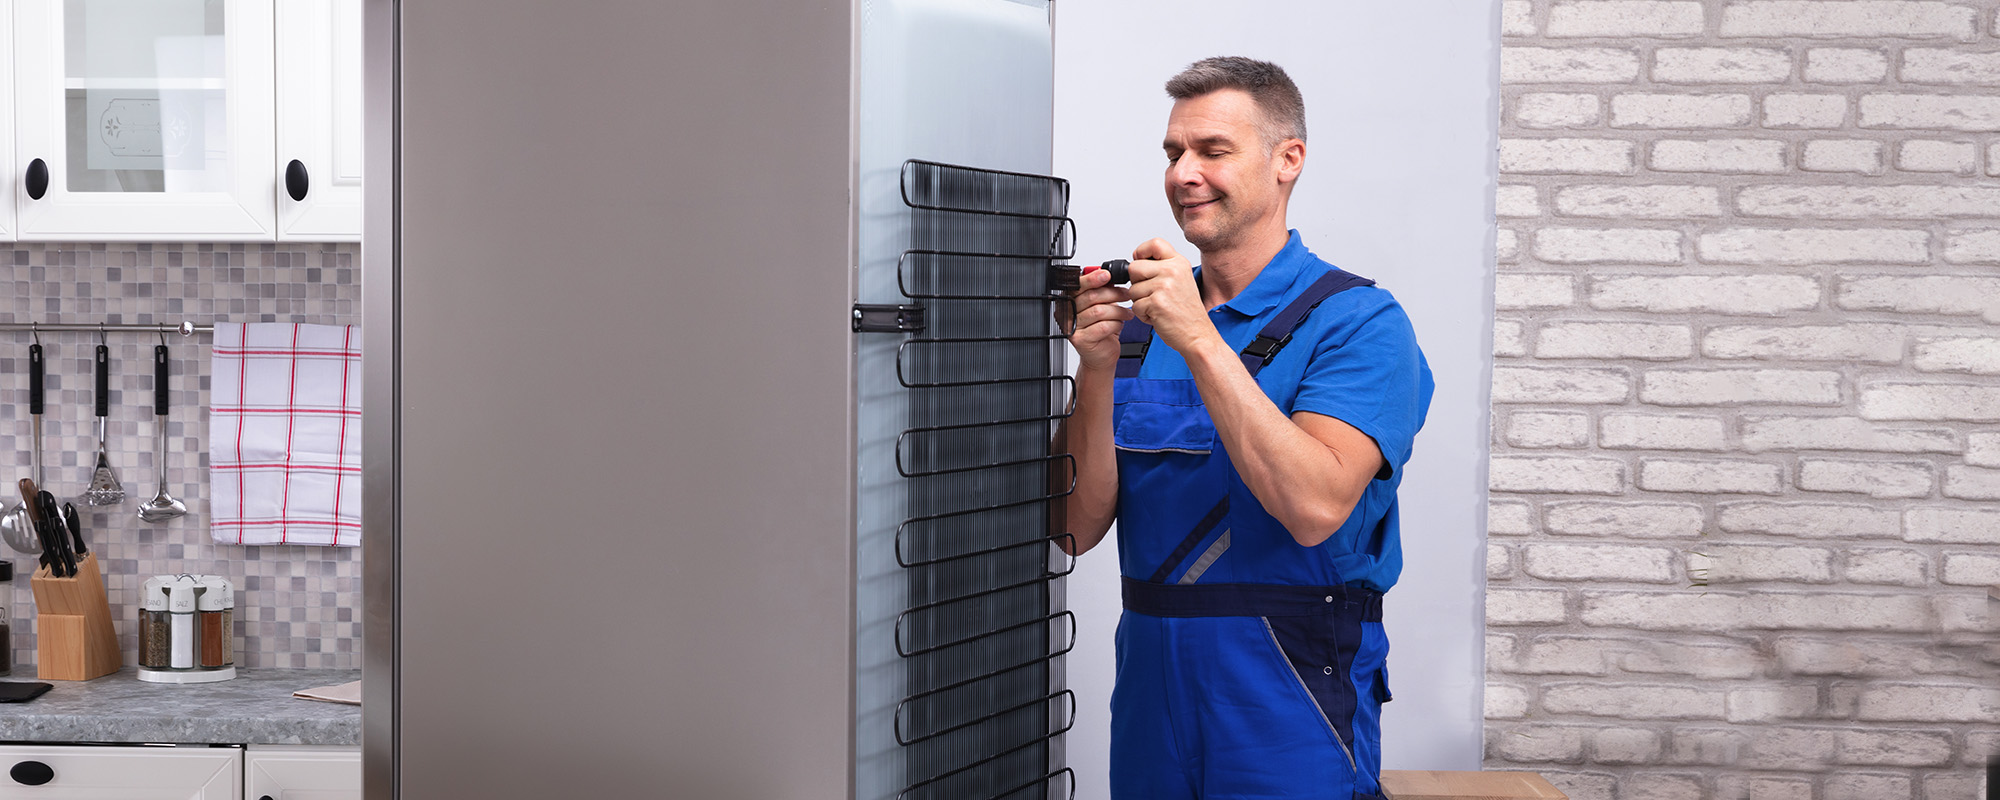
14;0;274;240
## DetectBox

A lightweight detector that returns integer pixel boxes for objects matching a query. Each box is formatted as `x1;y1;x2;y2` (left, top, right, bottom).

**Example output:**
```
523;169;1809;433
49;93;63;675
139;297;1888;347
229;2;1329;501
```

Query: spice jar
196;576;233;669
138;576;171;670
167;578;198;670
138;574;237;684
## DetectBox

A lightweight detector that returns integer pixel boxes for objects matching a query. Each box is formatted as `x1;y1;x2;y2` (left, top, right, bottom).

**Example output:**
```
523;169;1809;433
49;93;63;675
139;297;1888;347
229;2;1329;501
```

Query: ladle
138;338;187;522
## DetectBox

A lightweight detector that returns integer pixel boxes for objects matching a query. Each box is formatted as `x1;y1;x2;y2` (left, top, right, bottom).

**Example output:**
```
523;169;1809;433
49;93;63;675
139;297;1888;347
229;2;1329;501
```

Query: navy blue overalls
1108;260;1392;800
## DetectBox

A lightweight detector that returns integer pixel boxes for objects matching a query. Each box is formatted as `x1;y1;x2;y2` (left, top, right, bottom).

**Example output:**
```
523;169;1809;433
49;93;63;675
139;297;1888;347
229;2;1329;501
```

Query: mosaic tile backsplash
1;242;361;671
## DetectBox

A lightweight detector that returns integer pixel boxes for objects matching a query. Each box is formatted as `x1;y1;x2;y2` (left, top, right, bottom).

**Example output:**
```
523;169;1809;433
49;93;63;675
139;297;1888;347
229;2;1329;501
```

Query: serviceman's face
1162;89;1294;252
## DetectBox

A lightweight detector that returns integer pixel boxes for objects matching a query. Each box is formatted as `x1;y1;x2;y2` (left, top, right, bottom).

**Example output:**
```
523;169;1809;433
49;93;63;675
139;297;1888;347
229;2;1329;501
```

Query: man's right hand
1065;267;1135;372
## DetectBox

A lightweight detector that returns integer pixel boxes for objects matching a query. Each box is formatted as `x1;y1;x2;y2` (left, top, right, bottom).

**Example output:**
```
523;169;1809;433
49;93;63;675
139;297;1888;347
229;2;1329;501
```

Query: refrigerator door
368;0;857;797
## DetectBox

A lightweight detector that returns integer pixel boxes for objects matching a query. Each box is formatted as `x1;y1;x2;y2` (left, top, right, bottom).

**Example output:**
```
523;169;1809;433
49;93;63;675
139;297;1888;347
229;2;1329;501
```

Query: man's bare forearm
1181;336;1373;546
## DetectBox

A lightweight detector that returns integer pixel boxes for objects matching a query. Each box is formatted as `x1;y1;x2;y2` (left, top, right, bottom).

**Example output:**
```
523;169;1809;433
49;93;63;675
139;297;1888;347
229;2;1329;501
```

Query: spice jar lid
141;576;171;611
166;578;200;613
196;576;232;611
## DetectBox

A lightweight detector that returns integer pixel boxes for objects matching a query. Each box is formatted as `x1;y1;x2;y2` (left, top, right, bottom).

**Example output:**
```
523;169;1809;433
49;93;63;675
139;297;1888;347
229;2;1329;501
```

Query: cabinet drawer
0;744;240;798
246;745;361;800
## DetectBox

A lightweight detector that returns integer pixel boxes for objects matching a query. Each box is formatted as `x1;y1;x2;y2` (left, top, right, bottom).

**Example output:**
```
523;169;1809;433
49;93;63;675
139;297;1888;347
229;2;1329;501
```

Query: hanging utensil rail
0;322;210;335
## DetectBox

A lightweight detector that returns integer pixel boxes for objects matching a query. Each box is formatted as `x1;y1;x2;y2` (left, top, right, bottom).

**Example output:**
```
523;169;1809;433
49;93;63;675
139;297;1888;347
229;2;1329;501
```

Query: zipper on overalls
1261;617;1358;774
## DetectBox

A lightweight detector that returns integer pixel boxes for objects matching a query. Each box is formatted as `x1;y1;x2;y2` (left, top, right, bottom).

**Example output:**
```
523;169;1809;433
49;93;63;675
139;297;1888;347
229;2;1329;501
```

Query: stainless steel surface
370;1;856;798
84;417;125;506
138;422;187;522
84;339;126;506
359;1;396;797
3;368;44;553
1;428;36;552
0;506;30;552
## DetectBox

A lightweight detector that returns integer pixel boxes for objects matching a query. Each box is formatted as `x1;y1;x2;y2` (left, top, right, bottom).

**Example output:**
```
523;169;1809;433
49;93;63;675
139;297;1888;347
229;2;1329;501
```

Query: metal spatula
1;341;46;553
82;339;125;506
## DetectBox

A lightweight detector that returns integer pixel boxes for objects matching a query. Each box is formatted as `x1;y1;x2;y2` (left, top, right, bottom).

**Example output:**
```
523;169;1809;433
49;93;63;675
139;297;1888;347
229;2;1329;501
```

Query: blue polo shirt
1114;230;1433;592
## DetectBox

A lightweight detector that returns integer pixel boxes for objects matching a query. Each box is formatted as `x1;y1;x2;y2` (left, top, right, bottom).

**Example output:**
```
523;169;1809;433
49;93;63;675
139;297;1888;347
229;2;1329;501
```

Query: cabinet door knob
286;159;310;201
25;158;49;200
9;760;54;785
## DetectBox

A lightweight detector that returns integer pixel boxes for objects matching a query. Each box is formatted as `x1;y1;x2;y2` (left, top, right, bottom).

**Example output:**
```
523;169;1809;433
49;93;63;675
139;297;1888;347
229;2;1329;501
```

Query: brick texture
1491;3;1996;795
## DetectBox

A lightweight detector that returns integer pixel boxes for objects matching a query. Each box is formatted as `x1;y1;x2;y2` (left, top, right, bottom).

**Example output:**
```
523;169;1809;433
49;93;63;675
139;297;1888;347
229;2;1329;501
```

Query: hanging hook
97;325;107;346
30;326;40;346
158;329;169;347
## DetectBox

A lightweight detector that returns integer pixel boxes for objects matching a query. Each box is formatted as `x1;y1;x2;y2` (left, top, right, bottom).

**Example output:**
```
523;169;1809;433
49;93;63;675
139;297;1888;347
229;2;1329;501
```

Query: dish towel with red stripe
209;322;362;546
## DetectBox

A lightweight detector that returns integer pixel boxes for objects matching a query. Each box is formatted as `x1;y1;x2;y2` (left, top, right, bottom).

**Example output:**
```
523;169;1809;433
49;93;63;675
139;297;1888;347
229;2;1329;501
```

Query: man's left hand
1126;238;1221;355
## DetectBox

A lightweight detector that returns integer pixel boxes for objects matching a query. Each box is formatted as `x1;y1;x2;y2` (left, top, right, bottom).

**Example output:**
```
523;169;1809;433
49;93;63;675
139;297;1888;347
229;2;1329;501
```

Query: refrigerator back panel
854;3;1058;799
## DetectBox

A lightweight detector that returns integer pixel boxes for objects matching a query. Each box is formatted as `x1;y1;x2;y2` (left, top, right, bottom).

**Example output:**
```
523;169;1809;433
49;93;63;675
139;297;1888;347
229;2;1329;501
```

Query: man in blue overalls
1060;57;1434;799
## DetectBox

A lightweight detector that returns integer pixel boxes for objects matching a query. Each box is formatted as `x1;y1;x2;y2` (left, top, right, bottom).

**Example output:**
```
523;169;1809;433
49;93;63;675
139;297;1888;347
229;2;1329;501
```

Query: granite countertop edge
0;667;360;746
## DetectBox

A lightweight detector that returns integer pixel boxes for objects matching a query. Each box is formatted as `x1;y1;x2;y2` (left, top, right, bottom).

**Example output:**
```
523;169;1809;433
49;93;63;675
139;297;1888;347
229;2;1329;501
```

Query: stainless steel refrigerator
362;1;1071;797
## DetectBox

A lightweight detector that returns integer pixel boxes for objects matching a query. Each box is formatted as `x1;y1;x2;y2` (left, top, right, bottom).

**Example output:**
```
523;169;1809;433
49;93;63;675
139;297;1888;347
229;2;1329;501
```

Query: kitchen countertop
0;667;360;745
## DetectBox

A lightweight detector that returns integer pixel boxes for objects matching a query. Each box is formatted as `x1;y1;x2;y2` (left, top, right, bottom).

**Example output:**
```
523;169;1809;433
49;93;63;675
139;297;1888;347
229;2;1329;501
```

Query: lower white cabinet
245;745;361;800
0;743;359;799
0;744;241;798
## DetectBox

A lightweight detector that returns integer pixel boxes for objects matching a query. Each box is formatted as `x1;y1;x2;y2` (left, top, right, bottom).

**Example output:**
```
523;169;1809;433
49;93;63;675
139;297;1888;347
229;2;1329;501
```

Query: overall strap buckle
1115;320;1155;379
1238;269;1375;377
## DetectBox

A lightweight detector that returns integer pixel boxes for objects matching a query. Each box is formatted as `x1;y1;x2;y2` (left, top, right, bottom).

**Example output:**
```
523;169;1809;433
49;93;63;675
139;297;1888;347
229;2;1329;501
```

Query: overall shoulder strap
1239;269;1375;377
1115;319;1155;378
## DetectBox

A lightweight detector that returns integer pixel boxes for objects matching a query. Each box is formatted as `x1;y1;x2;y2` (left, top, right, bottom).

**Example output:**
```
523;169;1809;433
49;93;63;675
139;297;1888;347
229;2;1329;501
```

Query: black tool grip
94;344;109;418
1101;259;1131;286
27;344;42;415
154;345;170;415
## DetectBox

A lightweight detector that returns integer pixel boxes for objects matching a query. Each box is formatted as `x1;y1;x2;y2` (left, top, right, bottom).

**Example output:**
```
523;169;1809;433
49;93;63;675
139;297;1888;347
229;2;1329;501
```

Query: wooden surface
32;553;122;681
1381;770;1568;800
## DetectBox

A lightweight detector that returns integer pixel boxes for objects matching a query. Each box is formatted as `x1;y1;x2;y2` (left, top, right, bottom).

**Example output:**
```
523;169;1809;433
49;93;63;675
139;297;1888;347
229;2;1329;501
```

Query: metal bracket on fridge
852;304;927;333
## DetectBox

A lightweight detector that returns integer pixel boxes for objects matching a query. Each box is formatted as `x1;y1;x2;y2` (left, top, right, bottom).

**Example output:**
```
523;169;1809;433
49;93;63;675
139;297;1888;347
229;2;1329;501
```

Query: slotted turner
82;339;125;506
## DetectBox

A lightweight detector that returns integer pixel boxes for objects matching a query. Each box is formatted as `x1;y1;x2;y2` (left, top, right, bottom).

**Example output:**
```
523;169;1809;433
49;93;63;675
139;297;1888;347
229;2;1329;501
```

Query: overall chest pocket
1113;378;1217;455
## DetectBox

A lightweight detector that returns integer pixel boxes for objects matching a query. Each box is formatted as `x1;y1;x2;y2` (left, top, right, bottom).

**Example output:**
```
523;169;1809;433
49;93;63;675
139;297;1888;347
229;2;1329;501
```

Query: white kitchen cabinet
12;0;277;241
0;0;14;241
245;745;361;800
0;743;241;798
8;0;361;242
274;0;362;241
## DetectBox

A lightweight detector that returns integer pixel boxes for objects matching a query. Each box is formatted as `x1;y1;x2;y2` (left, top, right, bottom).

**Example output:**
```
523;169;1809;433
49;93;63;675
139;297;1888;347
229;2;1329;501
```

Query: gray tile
1;242;361;669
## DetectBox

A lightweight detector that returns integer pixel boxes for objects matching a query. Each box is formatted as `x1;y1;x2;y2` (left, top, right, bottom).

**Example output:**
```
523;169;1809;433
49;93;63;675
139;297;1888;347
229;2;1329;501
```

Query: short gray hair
1165;56;1306;146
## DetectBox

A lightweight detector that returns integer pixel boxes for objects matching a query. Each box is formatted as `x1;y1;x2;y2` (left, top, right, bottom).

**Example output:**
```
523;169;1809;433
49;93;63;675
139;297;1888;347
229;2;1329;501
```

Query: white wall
1051;2;1497;795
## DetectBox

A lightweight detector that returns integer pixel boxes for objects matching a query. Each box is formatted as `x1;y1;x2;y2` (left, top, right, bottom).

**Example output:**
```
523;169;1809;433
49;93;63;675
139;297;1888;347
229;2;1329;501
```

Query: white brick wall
1493;3;1997;794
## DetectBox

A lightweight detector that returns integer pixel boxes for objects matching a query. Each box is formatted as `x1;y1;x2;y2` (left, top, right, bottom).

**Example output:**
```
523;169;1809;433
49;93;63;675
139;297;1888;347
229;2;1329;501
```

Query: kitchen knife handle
94;344;109;418
154;345;170;416
62;503;83;557
34;491;67;577
27;344;42;415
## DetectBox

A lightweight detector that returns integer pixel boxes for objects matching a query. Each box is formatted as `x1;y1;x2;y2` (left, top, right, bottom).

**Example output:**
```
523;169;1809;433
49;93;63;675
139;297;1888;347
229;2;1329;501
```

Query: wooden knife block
30;552;121;681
